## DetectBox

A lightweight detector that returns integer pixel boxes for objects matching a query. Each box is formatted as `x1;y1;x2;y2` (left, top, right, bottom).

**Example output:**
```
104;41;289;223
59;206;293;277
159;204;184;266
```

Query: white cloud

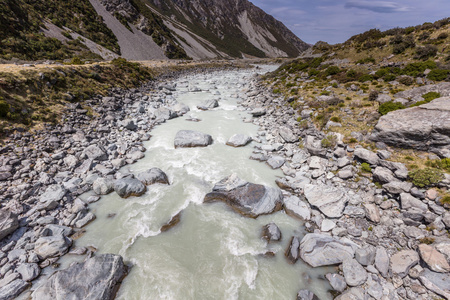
345;1;411;13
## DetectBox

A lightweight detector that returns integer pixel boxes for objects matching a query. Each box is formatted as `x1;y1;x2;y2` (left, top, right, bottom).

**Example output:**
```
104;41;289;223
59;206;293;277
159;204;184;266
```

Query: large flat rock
371;97;450;151
32;254;127;300
299;233;358;267
303;184;352;218
0;210;18;241
174;130;213;148
204;174;283;218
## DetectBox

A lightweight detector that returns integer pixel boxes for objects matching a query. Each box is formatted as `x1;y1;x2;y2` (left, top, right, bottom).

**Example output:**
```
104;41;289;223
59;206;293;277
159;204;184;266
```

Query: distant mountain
0;0;309;61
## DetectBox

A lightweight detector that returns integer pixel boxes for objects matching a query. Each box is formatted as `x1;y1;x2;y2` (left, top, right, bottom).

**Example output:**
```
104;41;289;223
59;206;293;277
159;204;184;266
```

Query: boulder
284;196;311;220
419;269;450;300
174;130;213;148
390;250;419;278
372;166;396;184
0;279;30;300
39;184;66;203
226;134;252;147
326;273;347;292
355;245;376;266
400;192;428;212
296;289;319;300
354;148;379;165
371;97;450;151
16;263;40;281
32;254;127;300
299;233;357;267
83;145;107;161
114;178;146;198
285;236;301;264
0;210;18;241
34;235;72;259
136;168;169;185
262;223;281;243
197;99;218;110
279;127;298;143
383;181;412;194
266;156;286;169
342;258;368;287
418;244;450;273
204;174;283;218
303;184;351;218
375;246;390;277
250;108;266;117
93;178;114;195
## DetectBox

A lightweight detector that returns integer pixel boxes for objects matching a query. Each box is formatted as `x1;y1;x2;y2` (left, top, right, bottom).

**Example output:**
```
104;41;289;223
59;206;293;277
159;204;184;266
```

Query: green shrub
330;116;341;122
320;91;331;96
409;168;444;187
378;101;405;115
426;158;450;172
272;88;281;94
368;90;379;101
326;66;341;76
70;57;83;65
437;32;448;40
358;74;373;82
422;92;441;102
375;68;389;78
321;134;337;148
0;99;10;118
346;69;357;78
415;45;438;60
308;69;320;77
361;163;372;173
383;74;397;82
427;69;450;81
356;57;376;64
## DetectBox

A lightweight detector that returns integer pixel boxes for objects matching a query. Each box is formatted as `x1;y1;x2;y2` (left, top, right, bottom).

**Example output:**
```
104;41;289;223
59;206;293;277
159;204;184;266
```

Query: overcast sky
249;0;450;44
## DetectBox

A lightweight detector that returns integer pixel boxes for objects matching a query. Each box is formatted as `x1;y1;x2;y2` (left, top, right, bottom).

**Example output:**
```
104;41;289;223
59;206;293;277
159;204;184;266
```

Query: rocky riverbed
0;64;449;299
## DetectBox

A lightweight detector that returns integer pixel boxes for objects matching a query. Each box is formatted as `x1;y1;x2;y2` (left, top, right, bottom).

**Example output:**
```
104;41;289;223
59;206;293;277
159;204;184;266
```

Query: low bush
427;69;450;81
408;168;444;187
422;92;441;102
0;99;10;118
378;101;405;115
368;90;379;101
361;163;372;173
358;74;373;82
326;66;341;76
415;45;438;60
425;158;450;172
398;76;414;86
383;74;397;82
321;134;337;148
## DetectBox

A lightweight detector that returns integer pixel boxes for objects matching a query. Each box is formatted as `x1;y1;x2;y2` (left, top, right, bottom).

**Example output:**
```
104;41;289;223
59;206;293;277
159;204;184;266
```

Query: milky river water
62;66;333;299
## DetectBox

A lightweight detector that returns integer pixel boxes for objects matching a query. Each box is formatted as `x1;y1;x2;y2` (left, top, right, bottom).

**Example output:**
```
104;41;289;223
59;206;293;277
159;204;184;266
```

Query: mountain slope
0;0;309;61
144;0;309;58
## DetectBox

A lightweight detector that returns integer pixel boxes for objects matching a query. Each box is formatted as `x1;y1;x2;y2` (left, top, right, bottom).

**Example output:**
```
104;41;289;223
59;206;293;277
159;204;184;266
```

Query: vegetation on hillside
0;0;120;61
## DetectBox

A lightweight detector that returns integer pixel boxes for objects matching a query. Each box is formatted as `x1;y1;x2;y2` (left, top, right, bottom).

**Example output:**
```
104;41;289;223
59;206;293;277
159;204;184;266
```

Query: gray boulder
285;236;301;264
17;263;40;281
136;168;169;185
355;245;376;266
419;269;450;300
303;184;350;218
296;289;319;300
0;210;18;241
39;184;66;204
262;223;281;242
299;233;357;267
279;127;298;143
250;108;266;117
170;102;190;116
371;97;450;151
342;258;367;287
120;119;137;130
390;250;419;278
197;99;218;110
354;148;379;165
32;254;127;300
284;196;311;220
93;178;114;195
34;235;72;259
375;246;389;277
226;134;252;147
0;279;30;300
174;130;213;148
114;178;147;198
326;273;347;292
83;145;108;161
204;174;283;218
266;156;286;169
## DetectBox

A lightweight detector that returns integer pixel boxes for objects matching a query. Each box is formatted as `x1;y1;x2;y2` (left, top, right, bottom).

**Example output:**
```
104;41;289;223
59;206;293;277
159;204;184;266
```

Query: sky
249;0;450;44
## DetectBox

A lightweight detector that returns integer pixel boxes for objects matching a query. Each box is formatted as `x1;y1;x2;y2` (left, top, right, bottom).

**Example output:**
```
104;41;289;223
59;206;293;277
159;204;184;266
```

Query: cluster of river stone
0;67;449;299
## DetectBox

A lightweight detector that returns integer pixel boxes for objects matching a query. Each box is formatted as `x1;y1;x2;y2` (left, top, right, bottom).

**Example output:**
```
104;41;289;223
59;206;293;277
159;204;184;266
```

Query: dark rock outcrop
204;174;283;218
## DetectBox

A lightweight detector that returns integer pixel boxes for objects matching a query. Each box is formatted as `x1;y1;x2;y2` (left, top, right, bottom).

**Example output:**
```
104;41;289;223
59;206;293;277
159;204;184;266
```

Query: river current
61;66;333;299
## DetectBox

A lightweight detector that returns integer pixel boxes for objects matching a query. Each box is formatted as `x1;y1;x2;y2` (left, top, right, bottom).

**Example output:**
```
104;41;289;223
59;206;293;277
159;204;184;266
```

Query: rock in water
299;233;357;267
226;134;252;147
370;97;450;151
174;130;213;148
285;236;301;264
204;174;283;218
32;254;127;300
136;168;170;185
0;279;30;300
197;99;219;110
262;223;281;242
297;289;319;300
0;210;18;241
114;178;146;198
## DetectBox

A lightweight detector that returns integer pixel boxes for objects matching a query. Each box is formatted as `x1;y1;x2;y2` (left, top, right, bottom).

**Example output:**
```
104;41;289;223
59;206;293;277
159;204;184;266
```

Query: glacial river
62;66;332;299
